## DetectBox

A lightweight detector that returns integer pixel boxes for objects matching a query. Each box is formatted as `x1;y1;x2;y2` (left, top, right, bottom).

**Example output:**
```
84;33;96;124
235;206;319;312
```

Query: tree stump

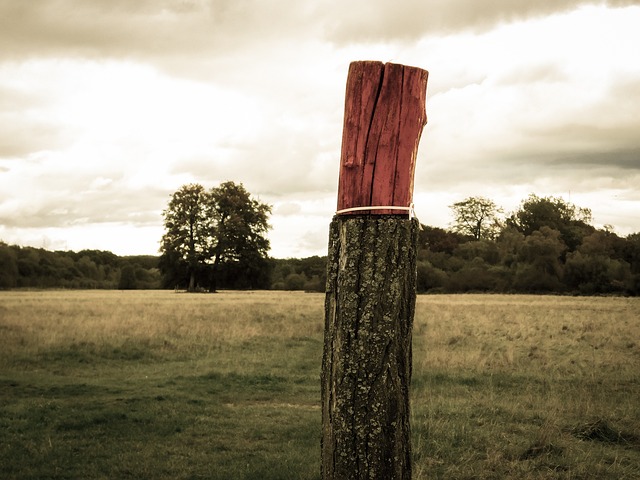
321;61;428;480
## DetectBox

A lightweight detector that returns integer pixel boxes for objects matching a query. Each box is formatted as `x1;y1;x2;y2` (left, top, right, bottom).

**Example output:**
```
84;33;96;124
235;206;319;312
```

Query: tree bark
322;216;419;480
188;270;196;292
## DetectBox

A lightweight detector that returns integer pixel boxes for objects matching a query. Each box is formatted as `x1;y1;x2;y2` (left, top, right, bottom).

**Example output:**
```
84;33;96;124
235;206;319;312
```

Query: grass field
1;290;639;479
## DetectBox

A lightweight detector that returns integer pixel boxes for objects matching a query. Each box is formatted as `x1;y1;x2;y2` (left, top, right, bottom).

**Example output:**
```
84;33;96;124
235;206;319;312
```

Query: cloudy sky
1;0;639;258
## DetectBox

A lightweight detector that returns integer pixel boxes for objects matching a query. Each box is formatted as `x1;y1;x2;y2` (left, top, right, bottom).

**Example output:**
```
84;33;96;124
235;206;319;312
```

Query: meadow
0;290;639;479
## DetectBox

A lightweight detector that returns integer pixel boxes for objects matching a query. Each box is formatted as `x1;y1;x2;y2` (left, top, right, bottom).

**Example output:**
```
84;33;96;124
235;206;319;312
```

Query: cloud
0;120;63;158
0;78;69;157
275;202;302;216
0;0;321;68
1;1;640;257
412;6;640;189
510;74;640;171
0;165;165;230
168;88;343;197
7;0;633;69
323;0;640;42
0;1;205;59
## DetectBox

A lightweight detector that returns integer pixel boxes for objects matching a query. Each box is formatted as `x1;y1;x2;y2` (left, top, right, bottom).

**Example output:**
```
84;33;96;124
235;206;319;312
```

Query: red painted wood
337;61;428;215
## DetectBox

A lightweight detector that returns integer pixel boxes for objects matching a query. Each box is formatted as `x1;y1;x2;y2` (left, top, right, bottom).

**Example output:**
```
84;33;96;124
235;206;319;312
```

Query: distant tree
513;226;566;292
216;254;273;290
122;255;159;270
0;242;18;289
133;265;162;289
160;181;271;292
77;256;99;280
418;225;468;254
623;232;640;275
446;257;498;292
296;256;327;280
454;239;501;265
507;194;593;251
158;245;189;289
16;247;41;282
626;234;640;294
118;264;137;290
270;256;327;291
284;273;307;290
449;196;503;240
564;251;630;295
416;261;447;292
496;226;525;269
77;249;119;268
517;227;566;276
561;228;632;294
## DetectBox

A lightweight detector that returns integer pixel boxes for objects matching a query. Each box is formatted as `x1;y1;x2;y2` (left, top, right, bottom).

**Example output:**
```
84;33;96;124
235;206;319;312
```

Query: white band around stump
336;204;416;219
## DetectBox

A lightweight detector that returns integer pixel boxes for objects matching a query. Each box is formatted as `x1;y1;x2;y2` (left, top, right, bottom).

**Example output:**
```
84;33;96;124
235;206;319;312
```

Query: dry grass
0;290;325;479
1;290;639;479
412;294;640;479
414;294;639;375
0;290;324;361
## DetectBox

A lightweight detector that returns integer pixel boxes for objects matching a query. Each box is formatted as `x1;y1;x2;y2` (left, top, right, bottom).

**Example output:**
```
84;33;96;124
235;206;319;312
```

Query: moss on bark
322;216;419;480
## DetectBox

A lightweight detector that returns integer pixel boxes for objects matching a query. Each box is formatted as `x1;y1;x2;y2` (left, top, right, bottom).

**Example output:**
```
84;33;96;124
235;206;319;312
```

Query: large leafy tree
160;184;213;292
507;194;594;251
208;181;271;291
160;181;271;292
449;196;503;240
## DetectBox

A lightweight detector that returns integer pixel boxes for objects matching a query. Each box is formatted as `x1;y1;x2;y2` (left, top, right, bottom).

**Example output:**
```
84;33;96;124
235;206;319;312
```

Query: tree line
0;245;160;290
1;187;639;295
0;241;326;293
419;195;640;295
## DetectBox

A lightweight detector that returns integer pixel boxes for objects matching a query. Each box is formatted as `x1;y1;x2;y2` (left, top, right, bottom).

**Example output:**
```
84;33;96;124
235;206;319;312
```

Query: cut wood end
337;60;429;215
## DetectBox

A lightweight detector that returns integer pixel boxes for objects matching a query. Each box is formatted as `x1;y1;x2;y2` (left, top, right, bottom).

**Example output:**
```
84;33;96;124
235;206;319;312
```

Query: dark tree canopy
507;194;594;251
160;184;213;291
160;181;271;292
118;264;137;290
0;243;159;290
418;225;463;253
0;242;19;289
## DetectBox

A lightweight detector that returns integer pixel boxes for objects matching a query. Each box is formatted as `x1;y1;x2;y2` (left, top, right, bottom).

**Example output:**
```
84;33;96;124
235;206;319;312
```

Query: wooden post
321;61;428;480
